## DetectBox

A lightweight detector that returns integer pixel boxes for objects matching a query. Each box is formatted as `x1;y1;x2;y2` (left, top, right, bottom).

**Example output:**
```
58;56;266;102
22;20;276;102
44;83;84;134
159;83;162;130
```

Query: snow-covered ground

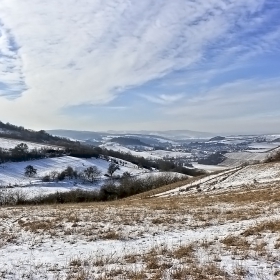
101;142;192;160
191;163;228;172
221;152;269;167
156;162;280;198
264;134;280;141
0;156;153;197
1;171;280;279
1;134;280;279
221;145;280;167
246;142;280;152
0;137;61;150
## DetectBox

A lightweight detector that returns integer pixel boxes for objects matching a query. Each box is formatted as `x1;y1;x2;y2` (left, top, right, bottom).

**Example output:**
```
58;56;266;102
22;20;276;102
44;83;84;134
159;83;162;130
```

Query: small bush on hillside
42;175;51;182
57;171;66;181
266;151;280;163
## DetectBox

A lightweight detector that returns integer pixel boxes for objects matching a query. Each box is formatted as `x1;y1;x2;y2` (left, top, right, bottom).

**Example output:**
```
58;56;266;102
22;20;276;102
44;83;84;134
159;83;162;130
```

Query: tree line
0;143;64;164
1;173;184;206
37;163;120;183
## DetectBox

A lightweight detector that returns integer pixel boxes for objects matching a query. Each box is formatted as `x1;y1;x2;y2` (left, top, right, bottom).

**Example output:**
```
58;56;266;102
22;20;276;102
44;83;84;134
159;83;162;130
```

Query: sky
0;0;280;134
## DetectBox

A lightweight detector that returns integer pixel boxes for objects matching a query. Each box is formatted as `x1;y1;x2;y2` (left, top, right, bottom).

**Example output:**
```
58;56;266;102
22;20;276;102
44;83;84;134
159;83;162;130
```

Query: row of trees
25;163;121;184
0;143;64;164
2;173;183;205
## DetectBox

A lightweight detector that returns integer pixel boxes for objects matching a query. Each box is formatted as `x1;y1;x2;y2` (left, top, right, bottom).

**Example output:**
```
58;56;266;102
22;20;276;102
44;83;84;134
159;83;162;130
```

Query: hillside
0;156;147;187
155;161;280;197
220;146;280;167
48;129;214;141
208;136;226;141
101;142;192;160
1;161;280;279
0;137;62;151
109;137;150;147
0;121;71;145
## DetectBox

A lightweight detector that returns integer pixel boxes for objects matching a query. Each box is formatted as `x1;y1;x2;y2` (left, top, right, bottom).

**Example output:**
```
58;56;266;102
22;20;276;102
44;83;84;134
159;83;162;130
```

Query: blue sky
0;0;279;134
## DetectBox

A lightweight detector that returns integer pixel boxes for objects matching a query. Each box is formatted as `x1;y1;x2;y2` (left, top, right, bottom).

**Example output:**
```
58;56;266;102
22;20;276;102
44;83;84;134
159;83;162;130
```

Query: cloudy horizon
0;0;280;134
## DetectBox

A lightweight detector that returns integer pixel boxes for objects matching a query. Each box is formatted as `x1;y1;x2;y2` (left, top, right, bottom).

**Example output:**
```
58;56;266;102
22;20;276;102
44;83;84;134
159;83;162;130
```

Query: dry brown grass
125;270;146;280
0;231;17;247
173;244;194;259
171;263;228;280
18;219;55;233
242;220;280;236
274;239;280;249
102;230;121;240
127;176;202;199
145;255;160;270
2;176;280;280
3;183;280;242
221;235;250;249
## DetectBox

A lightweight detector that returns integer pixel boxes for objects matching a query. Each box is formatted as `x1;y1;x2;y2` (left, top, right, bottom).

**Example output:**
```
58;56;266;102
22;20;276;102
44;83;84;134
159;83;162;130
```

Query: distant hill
107;129;215;139
0;121;71;145
272;138;280;143
110;137;150;146
208;136;226;142
48;129;215;142
47;129;103;142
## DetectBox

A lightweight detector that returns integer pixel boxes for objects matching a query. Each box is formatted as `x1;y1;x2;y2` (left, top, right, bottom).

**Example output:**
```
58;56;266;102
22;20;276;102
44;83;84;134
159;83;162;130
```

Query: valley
1;123;280;279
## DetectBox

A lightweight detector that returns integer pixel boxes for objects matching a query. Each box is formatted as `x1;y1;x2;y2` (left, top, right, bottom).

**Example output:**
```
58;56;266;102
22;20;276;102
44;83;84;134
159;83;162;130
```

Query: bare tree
50;171;59;181
107;163;120;177
83;166;102;183
24;165;37;177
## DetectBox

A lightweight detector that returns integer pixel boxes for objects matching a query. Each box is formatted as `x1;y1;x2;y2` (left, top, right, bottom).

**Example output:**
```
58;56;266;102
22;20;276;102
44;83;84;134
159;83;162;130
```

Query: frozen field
0;137;61;150
0;156;151;196
1;166;280;279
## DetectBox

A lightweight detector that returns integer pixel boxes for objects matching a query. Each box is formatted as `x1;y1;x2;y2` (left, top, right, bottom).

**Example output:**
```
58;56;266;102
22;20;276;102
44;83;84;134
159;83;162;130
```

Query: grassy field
1;175;280;279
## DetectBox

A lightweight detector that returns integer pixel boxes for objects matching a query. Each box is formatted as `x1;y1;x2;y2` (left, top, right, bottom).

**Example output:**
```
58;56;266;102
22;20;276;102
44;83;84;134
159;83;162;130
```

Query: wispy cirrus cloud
162;78;280;133
141;93;184;105
0;0;279;132
0;20;25;99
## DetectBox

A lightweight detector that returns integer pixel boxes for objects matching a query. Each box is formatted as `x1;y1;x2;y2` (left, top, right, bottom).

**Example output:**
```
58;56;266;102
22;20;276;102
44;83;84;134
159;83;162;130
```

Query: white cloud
0;0;277;130
165;79;280;123
141;93;184;105
0;20;24;98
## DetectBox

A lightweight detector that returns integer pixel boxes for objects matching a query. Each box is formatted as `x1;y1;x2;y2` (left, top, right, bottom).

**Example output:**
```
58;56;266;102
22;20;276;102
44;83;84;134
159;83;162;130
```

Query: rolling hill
1;160;280;279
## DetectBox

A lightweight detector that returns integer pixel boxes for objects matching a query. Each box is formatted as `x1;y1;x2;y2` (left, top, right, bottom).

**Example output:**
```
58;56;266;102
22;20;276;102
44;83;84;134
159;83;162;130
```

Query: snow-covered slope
1;172;280;279
246;142;280;152
101;142;192;159
0;156;150;188
221;146;280;167
0;137;61;150
156;162;280;197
